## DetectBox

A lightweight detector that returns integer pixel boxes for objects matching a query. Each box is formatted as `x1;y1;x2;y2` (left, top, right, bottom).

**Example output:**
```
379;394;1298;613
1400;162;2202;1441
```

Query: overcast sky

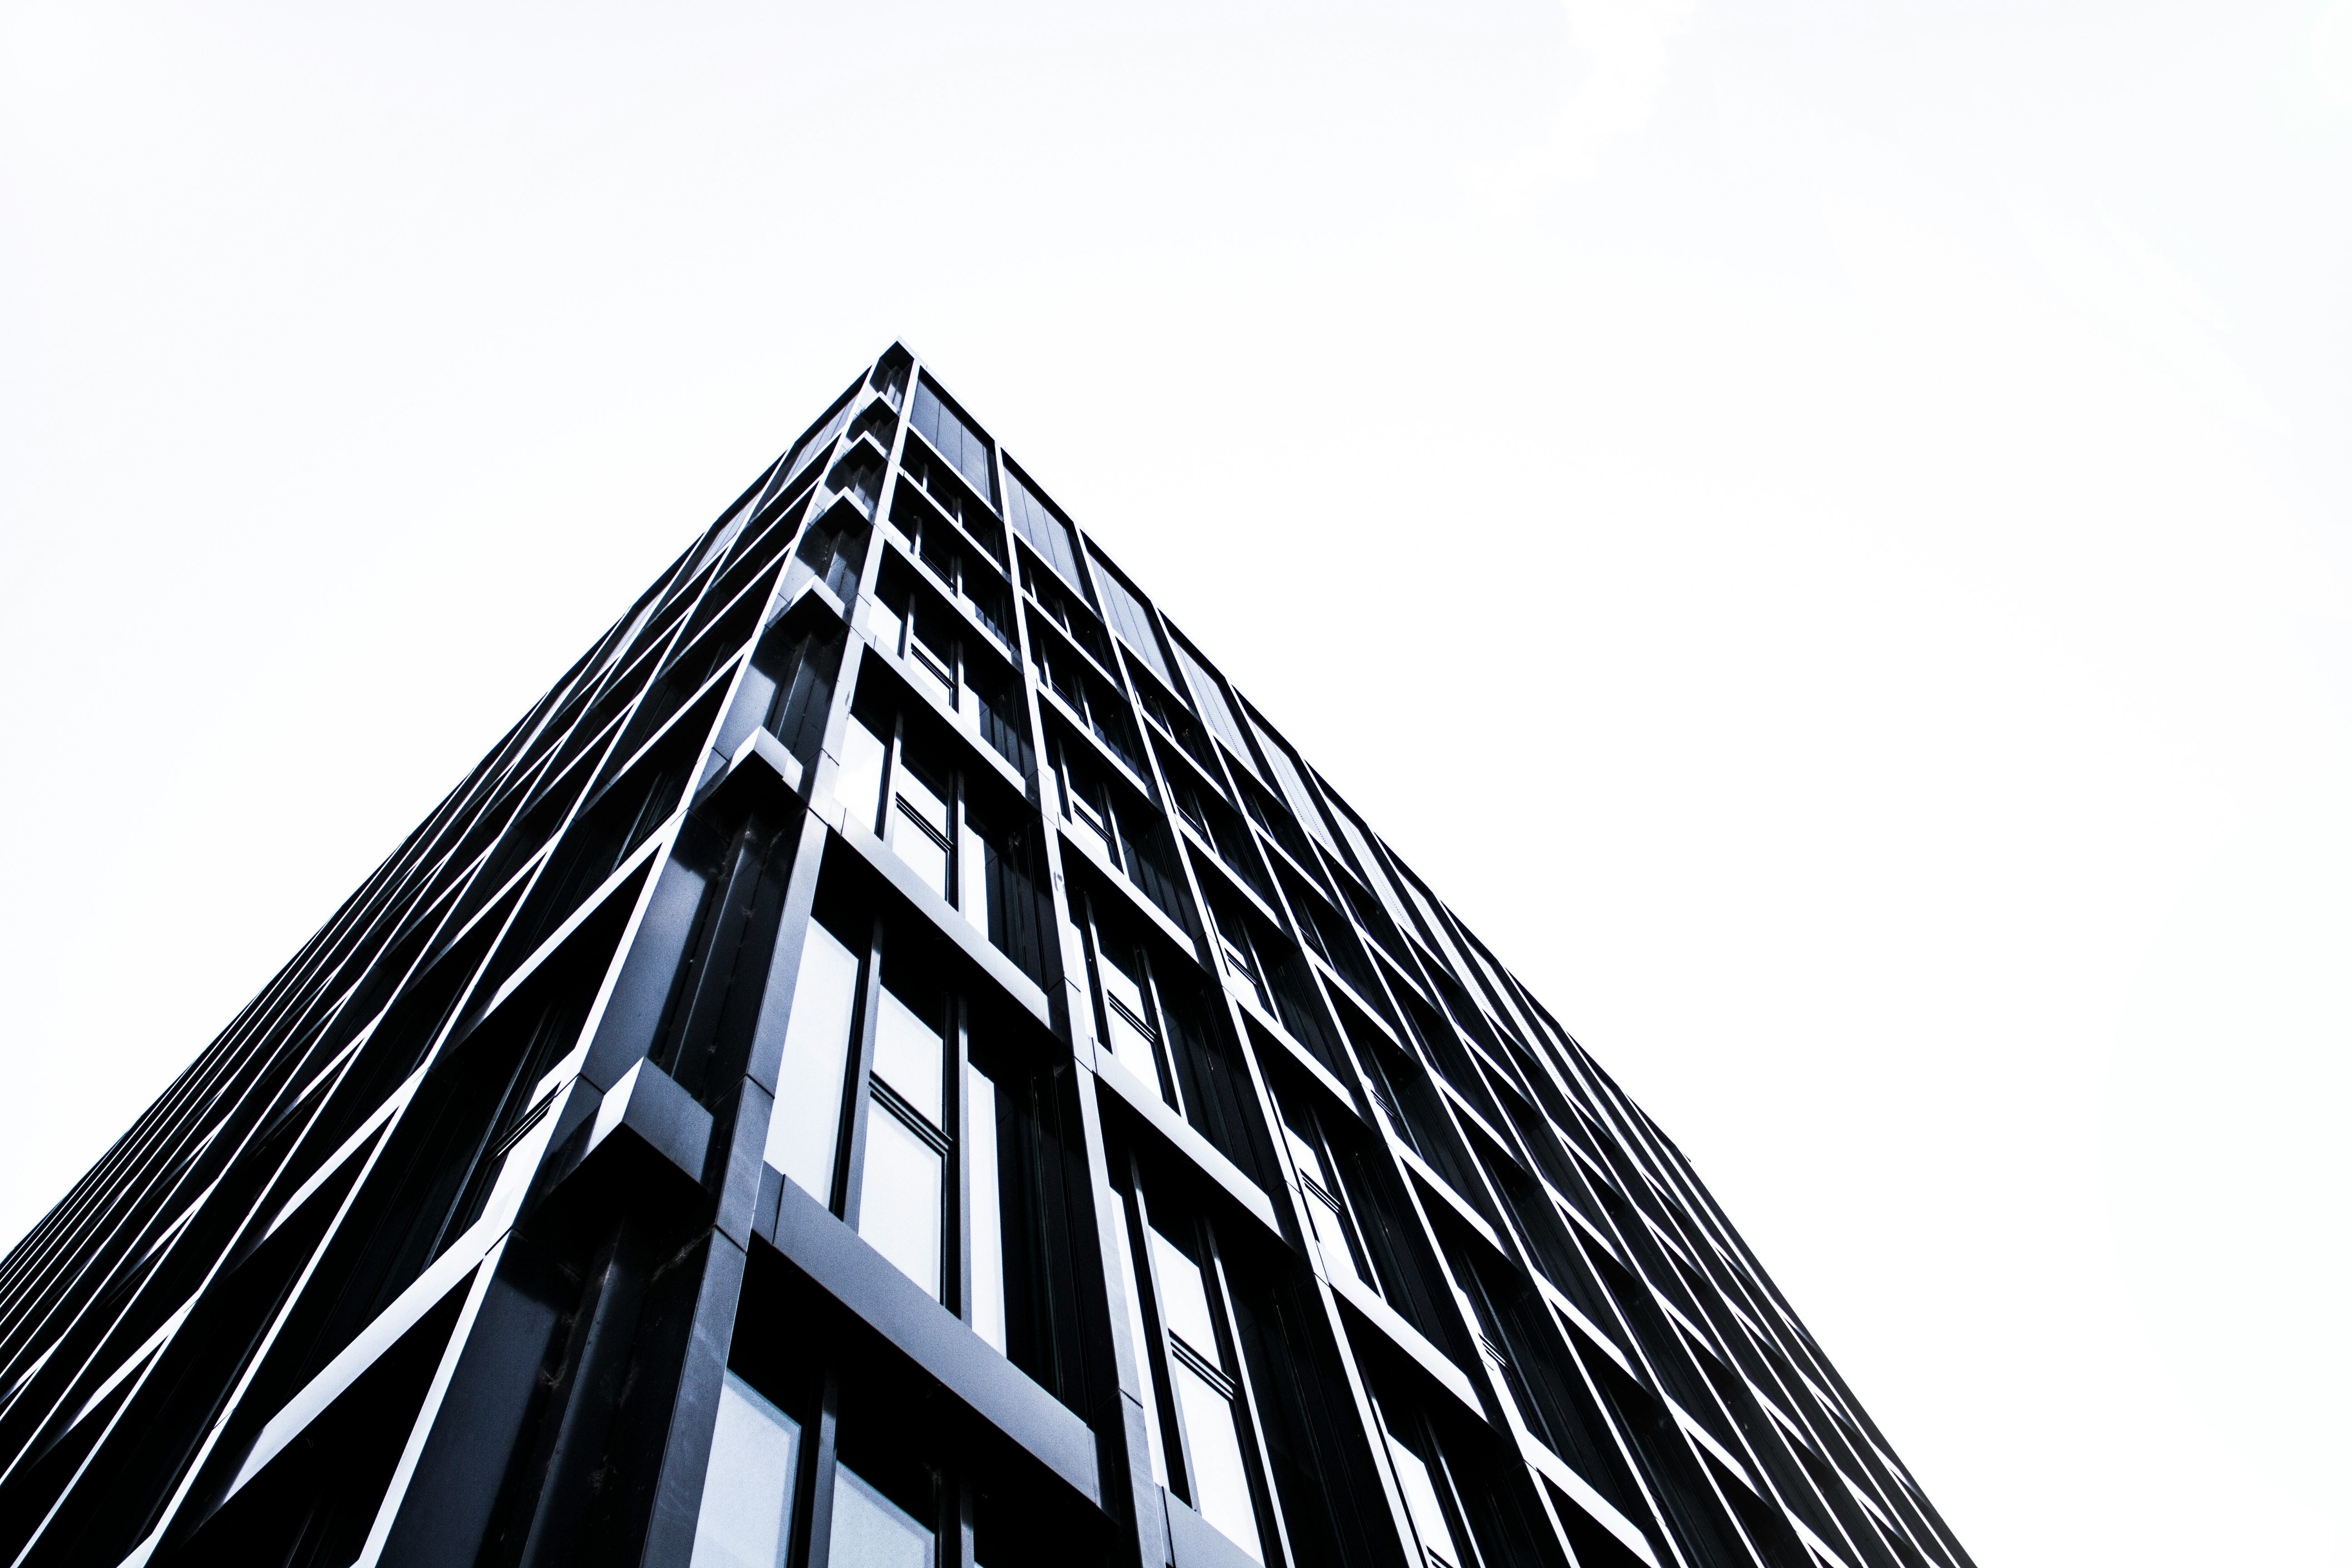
4;2;2348;1563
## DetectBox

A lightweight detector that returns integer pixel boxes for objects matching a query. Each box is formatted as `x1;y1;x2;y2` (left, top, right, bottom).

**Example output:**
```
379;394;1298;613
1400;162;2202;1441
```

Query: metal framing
0;344;1974;1568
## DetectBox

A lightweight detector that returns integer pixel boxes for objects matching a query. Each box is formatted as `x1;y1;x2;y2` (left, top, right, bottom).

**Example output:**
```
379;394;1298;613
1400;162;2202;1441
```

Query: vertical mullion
948;992;970;1321
1076;893;1109;1077
792;1370;844;1568
1203;1236;1292;1568
1139;948;1186;1118
836;917;886;1224
951;623;967;721
942;1468;975;1568
878;711;906;841
950;762;970;925
1365;1391;1442;1568
1126;1175;1194;1509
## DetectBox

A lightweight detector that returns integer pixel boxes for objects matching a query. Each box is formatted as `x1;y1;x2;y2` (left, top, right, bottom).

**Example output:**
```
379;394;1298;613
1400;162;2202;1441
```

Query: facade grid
0;344;1974;1568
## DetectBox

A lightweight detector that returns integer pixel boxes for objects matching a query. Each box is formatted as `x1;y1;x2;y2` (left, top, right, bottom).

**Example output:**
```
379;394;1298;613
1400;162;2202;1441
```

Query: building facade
0;346;1972;1568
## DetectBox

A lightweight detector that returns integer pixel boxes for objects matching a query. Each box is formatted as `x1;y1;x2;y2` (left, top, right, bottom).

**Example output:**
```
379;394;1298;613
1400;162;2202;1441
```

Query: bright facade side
0;344;1972;1568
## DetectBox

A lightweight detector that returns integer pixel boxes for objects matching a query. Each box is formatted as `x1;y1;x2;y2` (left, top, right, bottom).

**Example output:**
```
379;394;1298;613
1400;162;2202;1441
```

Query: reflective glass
1175;1363;1262;1563
1216;923;1263;1004
1065;785;1110;864
764;924;860;1200
786;398;853;481
837;719;888;833
1108;1199;1168;1485
958;819;990;936
1004;466;1084;590
869;597;906;660
1385;1432;1461;1568
1282;1124;1329;1191
966;1066;1006;1353
1097;945;1161;1088
888;753;953;902
1104;1005;1161;1092
859;1107;943;1298
910;380;995;505
1097;942;1149;1024
1306;1188;1360;1289
897;756;949;833
1089;559;1174;687
1250;721;1340;855
1170;639;1253;769
871;989;944;1127
1147;1228;1220;1363
907;605;956;696
889;801;951;902
907;646;954;704
831;1465;934;1568
689;1373;799;1568
1283;1125;1361;1284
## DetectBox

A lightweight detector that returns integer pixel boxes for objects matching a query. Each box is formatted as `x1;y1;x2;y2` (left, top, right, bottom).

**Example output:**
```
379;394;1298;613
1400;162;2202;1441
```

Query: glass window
828;448;884;514
1170;637;1254;770
862;979;949;1300
887;750;953;904
831;1464;935;1568
787;512;866;604
849;398;897;454
765;631;839;766
1384;1428;1462;1568
1282;1121;1331;1193
1107;1198;1168;1486
967;1064;1006;1353
1248;720;1341;857
1004;464;1086;592
1063;767;1112;866
1175;1365;1263;1563
1088;556;1174;688
894;748;951;839
1171;777;1212;839
837;717;888;834
859;1107;945;1299
909;378;996;505
765;922;861;1199
1304;1187;1360;1288
1036;638;1082;715
871;989;944;1127
869;586;906;659
1283;1123;1361;1289
872;348;910;411
889;808;951;901
957;809;991;943
1103;1004;1159;1089
785;389;857;481
690;1372;800;1568
1148;1230;1219;1357
1094;937;1162;1091
906;599;956;700
1148;1226;1262;1563
1208;904;1265;1008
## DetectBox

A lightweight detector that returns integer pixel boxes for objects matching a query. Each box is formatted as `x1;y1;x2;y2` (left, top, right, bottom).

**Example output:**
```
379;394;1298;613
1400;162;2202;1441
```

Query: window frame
1112;1160;1287;1567
1080;891;1182;1109
779;911;1011;1342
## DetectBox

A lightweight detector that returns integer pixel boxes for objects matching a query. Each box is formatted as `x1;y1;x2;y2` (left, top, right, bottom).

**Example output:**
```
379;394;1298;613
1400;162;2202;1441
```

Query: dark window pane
911;378;996;505
1089;557;1175;687
1005;465;1088;591
1171;637;1254;766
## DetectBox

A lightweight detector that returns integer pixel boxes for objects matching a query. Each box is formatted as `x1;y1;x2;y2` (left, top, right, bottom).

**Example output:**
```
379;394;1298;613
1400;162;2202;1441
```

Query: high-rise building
0;345;1970;1568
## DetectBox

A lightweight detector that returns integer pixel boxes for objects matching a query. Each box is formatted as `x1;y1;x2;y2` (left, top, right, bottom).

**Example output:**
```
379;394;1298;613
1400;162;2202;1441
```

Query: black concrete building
0;346;1973;1568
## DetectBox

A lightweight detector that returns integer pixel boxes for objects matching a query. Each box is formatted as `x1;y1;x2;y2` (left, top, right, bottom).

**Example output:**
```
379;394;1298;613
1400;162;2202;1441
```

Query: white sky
3;3;2347;1563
